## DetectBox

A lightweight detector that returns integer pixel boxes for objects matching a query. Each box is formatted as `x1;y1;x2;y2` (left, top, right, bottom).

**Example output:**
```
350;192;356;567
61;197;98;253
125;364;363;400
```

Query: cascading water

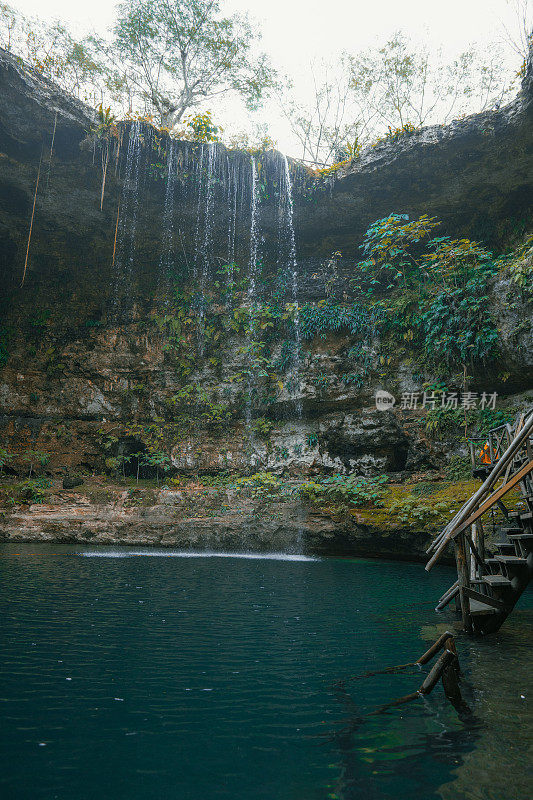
111;119;144;321
278;154;303;419
226;155;238;269
157;139;179;305
192;142;220;354
244;154;261;467
278;154;306;549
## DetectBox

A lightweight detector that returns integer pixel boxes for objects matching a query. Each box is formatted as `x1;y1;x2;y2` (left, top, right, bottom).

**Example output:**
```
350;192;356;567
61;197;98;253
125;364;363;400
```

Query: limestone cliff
0;46;532;555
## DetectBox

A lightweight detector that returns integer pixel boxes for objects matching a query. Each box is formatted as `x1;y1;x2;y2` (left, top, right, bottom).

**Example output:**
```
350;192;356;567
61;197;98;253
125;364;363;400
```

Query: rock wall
0;46;532;554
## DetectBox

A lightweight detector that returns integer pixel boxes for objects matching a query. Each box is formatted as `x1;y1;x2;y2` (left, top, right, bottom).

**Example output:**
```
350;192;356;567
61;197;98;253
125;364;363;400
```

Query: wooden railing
426;408;533;633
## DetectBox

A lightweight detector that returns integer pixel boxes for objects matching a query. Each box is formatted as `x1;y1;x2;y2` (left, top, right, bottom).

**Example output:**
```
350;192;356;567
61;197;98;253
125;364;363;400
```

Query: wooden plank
419;650;455;694
463;587;506;611
435;585;459;611
481;575;513;587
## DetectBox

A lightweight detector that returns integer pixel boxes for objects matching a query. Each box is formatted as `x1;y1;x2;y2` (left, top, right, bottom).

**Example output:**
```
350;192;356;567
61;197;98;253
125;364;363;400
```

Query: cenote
1;543;531;800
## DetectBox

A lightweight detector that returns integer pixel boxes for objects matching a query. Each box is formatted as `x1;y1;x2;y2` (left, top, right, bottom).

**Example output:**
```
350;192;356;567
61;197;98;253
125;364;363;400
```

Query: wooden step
498;526;523;536
508;533;533;540
480;574;514;588
494;543;517;554
486;555;529;569
520;511;533;521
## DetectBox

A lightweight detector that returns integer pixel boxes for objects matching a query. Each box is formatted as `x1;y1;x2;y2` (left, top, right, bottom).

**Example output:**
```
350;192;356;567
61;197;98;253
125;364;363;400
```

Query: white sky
8;0;530;157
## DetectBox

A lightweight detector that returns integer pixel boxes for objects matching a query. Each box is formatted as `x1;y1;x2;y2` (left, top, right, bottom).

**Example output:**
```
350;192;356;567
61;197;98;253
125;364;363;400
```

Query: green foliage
306;433;319;448
300;474;388;507
425;406;514;440
235;471;284;499
0;448;13;475
411;481;438;497
477;408;515;434
299;300;371;340
389;495;451;525
444;455;472;481
498;233;533;294
107;0;276;127
352;213;500;367
179;111;222;142
15;477;51;504
251;418;274;439
90;104;118;138
20;450;49;478
169;384;231;427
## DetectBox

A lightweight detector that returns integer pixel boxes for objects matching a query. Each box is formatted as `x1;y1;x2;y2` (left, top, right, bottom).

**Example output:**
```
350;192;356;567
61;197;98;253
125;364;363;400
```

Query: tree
279;60;365;166
347;32;515;136
0;3;106;104
499;0;533;76
93;0;276;128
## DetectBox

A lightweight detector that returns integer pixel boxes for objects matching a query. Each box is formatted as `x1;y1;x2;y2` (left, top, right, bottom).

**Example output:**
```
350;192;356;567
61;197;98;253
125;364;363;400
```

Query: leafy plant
444;455;472;481
16;477;51;504
388;495;451;525
235;471;284;499
251;418;274;439
0;448;13;476
300;474;388;507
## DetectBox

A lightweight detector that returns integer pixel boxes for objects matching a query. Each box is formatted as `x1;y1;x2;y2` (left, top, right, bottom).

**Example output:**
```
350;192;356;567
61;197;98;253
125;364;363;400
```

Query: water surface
0;543;531;800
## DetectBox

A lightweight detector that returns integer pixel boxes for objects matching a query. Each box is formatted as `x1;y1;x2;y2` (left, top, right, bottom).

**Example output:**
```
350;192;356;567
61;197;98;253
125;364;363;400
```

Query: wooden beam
427;414;533;556
450;460;533;539
415;631;455;665
463;587;506;611
426;459;533;571
455;534;472;634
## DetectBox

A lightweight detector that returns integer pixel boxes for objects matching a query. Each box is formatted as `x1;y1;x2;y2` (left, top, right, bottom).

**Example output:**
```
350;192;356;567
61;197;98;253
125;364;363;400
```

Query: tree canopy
95;0;276;127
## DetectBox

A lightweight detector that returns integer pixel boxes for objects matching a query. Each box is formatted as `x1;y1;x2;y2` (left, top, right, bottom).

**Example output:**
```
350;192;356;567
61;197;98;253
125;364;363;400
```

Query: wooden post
476;519;485;566
455;533;472;634
415;631;455;665
470;523;477;580
419;650;455;694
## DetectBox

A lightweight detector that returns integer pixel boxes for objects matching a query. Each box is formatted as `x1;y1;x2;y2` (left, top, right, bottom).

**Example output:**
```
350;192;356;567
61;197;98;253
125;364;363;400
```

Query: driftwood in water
336;632;468;719
419;649;455;694
343;630;455;683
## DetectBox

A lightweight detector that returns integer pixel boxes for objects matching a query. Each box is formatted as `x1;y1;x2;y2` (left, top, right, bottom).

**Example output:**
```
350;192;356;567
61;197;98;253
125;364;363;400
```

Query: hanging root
112;200;120;267
20;145;43;288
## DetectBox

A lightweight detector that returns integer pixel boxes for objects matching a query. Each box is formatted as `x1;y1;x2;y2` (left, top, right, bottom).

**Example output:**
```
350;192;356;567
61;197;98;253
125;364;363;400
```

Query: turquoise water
0;543;531;800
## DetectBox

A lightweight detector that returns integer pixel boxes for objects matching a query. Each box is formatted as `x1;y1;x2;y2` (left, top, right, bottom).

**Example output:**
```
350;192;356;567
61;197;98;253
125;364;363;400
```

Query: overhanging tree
94;0;276;127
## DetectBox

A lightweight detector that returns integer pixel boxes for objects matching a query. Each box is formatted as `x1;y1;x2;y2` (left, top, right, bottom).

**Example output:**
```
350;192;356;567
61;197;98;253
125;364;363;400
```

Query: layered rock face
0;46;532;553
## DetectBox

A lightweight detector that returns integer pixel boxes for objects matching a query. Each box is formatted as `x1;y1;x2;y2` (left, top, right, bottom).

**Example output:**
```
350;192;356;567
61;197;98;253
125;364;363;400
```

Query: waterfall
279;154;303;419
157;139;179;305
226;156;238;268
111;120;143;321
192;142;219;353
244;155;261;467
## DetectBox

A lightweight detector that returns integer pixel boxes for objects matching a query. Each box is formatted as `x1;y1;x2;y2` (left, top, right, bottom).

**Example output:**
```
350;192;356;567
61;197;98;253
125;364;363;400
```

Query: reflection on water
0;543;530;800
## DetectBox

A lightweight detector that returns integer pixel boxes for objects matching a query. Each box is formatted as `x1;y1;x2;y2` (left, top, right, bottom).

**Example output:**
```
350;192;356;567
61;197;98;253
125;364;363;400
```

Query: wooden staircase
427;408;533;635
